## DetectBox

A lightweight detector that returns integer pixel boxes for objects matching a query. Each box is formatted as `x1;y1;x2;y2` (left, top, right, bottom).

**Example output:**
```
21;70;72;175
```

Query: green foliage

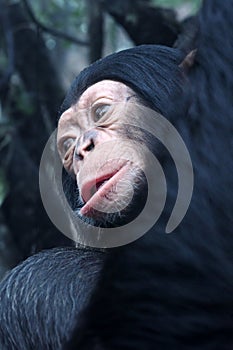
15;90;35;116
0;170;8;207
0;113;11;206
10;75;35;116
151;0;202;13
28;0;87;35
0;50;7;69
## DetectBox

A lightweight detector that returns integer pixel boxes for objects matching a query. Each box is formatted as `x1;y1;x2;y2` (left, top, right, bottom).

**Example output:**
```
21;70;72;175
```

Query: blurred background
0;0;201;279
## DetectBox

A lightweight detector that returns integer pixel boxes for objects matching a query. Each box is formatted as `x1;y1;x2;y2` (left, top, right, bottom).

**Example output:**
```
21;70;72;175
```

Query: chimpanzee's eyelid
95;105;109;114
92;103;110;111
90;98;114;111
90;97;113;108
90;104;111;121
58;136;76;154
64;138;74;146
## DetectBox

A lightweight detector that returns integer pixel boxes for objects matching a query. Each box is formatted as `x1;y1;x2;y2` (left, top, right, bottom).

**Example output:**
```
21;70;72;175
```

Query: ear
179;49;197;72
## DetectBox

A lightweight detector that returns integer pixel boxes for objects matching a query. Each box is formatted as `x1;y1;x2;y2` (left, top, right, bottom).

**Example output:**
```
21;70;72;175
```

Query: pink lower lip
81;171;118;204
80;164;129;216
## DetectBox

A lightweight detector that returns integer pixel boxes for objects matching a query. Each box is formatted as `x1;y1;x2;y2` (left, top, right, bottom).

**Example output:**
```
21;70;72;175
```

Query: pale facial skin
57;80;146;224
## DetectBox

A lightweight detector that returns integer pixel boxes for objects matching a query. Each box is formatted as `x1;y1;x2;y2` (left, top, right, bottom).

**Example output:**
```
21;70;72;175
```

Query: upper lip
80;163;127;203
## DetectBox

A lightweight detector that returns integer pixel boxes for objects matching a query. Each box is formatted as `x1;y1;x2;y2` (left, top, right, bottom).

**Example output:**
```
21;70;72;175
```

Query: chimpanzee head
57;45;188;229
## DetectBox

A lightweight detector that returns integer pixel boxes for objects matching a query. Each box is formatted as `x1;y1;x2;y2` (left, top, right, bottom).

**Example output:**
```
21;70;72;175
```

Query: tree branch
87;0;104;63
21;0;89;46
0;6;15;91
101;0;181;46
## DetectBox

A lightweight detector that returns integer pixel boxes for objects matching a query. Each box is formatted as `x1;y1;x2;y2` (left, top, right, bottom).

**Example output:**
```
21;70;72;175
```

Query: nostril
75;153;84;161
75;139;95;161
85;139;95;152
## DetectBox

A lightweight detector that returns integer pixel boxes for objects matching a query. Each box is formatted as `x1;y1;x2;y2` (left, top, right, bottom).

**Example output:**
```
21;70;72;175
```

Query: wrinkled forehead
77;80;134;109
58;80;135;128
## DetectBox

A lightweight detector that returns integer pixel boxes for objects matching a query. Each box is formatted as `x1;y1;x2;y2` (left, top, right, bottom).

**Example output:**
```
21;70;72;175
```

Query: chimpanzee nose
75;129;97;161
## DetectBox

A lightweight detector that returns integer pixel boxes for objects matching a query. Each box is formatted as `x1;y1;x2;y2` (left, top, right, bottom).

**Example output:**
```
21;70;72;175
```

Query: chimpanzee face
57;80;148;227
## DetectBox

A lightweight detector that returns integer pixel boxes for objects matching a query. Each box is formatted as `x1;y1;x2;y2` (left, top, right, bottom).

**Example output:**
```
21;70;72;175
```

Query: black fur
0;248;104;350
59;45;186;119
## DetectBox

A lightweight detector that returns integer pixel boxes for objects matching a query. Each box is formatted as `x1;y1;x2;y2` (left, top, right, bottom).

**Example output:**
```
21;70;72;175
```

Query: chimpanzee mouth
80;162;131;216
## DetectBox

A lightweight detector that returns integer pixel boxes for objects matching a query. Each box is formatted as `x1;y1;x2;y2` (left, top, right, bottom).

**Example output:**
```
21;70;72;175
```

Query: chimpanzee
0;0;232;349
